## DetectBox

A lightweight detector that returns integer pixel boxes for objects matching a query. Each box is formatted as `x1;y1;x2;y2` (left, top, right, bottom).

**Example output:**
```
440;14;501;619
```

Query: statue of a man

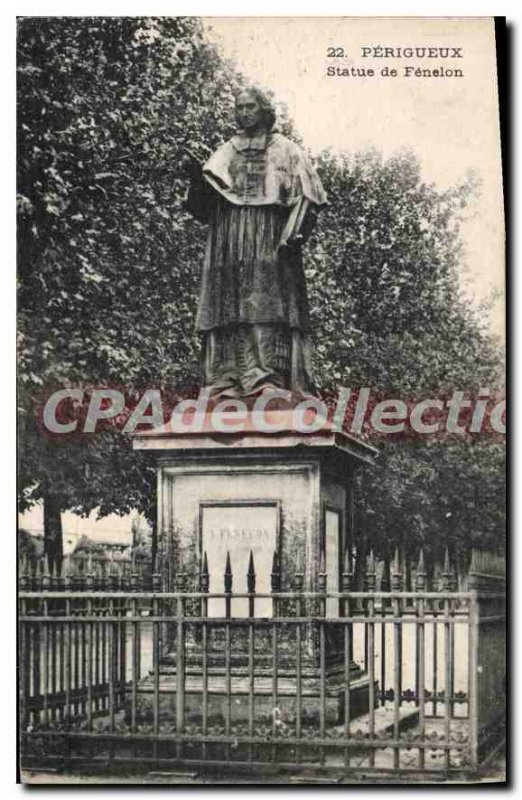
185;87;327;398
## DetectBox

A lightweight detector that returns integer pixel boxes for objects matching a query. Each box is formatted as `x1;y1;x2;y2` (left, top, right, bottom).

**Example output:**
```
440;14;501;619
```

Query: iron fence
18;548;505;778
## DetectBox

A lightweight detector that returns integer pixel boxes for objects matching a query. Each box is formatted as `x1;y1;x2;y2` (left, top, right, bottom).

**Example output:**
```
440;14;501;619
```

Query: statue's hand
299;208;318;244
278;236;303;260
287;234;304;247
180;151;202;179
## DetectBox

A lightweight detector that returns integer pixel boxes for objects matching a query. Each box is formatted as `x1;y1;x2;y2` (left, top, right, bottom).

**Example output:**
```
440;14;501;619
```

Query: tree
17;17;246;567
305;150;505;570
17;18;505;572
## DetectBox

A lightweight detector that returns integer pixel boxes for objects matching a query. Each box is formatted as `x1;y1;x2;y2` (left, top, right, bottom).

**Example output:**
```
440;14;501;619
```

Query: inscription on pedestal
201;503;278;618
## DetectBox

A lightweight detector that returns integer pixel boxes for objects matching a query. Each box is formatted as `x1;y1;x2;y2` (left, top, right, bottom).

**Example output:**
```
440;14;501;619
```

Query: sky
203;17;505;341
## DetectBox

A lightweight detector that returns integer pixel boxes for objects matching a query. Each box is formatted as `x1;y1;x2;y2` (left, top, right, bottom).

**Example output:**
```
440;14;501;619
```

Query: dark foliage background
17;17;505;572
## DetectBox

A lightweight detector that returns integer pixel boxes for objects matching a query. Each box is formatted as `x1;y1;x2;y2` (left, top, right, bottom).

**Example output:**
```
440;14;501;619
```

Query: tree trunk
43;492;63;575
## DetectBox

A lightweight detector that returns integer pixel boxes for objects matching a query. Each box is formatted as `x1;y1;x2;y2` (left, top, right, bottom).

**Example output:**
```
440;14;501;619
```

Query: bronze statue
185;87;327;398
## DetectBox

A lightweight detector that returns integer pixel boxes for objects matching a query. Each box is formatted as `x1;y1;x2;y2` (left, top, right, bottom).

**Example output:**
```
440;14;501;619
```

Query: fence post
415;549;427;770
440;549;452;770
391;547;402;769
131;552;139;594
222;552;232;760
365;550;376;766
317;548;327;766
247;550;256;618
380;555;390;705
270;550;280;762
224;551;232;618
175;563;186;747
292;556;304;762
42;559;51;592
467;565;479;772
466;549;506;770
200;551;209;756
247;551;256;762
341;547;352;767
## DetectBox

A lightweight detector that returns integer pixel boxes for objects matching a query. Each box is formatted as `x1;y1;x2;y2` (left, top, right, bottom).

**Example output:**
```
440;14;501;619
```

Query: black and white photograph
15;13;506;785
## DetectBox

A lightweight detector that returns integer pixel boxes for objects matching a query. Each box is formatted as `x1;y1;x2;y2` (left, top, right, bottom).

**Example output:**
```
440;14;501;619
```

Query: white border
2;2;517;796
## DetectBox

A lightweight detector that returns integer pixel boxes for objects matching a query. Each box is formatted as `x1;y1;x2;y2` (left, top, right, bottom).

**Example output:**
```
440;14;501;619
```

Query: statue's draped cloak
195;202;310;332
202;130;327;208
187;129;326;395
195;130;326;333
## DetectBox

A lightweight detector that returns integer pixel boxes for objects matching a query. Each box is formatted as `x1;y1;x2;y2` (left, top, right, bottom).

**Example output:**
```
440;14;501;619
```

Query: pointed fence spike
200;550;209;593
224;551;233;594
42;557;51;590
152;570;162;592
450;562;458;590
247;550;256;594
62;555;70;584
341;566;351;593
366;549;376;590
271;550;280;592
391;548;402;591
440;548;452;590
416;549;427;590
343;546;351;576
175;568;185;593
294;570;304;592
20;556;30;590
85;553;94;589
294;550;304;591
19;556;27;590
381;556;391;592
317;547;327;597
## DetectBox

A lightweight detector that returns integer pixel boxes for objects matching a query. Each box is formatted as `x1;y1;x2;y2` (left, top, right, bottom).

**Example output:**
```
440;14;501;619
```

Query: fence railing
20;550;153;591
18;548;505;778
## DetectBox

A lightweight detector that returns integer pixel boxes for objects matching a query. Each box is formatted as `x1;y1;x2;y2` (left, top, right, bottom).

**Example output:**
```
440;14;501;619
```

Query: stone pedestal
132;407;378;725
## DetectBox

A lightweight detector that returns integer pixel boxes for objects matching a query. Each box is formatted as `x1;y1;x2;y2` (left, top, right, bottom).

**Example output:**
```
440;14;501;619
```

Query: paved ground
20;702;506;785
21;750;506;785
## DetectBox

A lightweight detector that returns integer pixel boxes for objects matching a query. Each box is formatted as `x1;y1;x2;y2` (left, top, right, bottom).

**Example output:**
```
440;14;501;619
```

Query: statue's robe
186;129;327;397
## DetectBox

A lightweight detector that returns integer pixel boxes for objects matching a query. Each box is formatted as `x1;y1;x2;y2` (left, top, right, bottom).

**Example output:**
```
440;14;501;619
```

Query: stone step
138;671;371;697
330;705;420;739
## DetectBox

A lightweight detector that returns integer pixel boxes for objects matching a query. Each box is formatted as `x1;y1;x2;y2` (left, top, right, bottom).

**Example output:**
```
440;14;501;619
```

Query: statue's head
235;87;276;134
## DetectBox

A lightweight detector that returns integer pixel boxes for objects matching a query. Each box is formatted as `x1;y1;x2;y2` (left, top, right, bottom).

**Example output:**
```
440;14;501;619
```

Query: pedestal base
129;661;377;727
130;413;379;732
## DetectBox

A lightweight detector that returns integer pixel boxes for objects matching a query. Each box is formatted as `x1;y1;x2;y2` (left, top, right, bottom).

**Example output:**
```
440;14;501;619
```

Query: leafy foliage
18;17;242;524
17;17;505;564
306;150;504;562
